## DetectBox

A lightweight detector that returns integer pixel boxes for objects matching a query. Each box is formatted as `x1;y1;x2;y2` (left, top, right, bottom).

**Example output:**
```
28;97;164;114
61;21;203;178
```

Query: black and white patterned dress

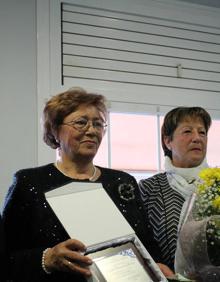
139;172;185;270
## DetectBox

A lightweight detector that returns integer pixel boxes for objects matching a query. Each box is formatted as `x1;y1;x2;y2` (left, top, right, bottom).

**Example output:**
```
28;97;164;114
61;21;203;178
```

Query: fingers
157;263;175;278
65;238;87;252
65;248;92;265
64;259;92;277
44;239;93;277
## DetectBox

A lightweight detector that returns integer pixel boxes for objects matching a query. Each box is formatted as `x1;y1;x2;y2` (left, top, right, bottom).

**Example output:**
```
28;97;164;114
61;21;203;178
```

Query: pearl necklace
55;162;97;182
89;166;97;181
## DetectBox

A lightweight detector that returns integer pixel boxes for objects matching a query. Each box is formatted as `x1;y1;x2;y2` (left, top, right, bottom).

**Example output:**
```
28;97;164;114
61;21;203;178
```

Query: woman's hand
157;263;175;278
44;239;93;277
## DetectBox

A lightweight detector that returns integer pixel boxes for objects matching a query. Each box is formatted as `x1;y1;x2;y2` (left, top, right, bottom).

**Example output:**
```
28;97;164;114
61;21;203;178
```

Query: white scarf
165;156;209;231
165;156;208;200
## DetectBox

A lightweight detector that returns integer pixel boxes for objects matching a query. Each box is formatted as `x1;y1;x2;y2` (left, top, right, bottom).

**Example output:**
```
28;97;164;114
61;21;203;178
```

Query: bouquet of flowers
175;168;220;282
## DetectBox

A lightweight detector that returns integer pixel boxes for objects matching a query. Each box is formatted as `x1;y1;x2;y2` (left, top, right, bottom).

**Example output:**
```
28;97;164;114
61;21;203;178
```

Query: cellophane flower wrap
175;168;220;282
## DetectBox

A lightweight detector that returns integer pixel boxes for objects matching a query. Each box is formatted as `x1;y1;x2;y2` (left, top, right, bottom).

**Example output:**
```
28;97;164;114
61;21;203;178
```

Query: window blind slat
61;3;220;97
63;3;220;34
63;55;220;82
63;66;220;91
63;11;220;45
62;42;220;72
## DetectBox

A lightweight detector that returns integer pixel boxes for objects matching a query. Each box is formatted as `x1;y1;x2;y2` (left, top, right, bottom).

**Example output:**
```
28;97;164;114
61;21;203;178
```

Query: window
36;0;220;168
94;111;220;181
94;112;159;180
110;113;158;171
207;119;220;167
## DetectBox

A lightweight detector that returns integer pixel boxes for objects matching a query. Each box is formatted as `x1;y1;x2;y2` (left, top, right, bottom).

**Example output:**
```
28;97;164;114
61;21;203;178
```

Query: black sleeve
2;172;47;281
0;214;8;281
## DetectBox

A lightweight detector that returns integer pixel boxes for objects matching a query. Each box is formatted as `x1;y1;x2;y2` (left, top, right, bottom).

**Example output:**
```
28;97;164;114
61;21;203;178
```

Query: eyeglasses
62;117;107;132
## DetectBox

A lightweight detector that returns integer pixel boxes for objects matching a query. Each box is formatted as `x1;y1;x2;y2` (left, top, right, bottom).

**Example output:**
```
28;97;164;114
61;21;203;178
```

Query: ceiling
175;0;220;8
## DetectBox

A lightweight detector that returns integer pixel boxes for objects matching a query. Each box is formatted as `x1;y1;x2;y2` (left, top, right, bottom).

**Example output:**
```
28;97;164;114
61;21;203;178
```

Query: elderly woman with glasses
2;87;169;281
139;106;212;271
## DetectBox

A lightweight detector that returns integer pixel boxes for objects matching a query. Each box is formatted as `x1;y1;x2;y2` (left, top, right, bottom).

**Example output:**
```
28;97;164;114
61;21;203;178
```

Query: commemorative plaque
45;182;168;282
86;237;166;282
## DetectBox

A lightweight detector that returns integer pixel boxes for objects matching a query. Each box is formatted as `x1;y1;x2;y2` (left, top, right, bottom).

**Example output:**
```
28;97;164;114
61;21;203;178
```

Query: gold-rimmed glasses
62;117;107;132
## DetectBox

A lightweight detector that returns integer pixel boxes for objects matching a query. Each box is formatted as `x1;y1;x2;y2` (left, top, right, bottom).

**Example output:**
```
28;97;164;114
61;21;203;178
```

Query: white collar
165;156;208;184
164;156;209;232
164;156;208;200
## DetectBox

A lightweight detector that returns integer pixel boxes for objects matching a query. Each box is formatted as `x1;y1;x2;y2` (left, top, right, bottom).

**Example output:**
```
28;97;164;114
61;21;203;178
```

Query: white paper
45;182;134;247
95;251;153;282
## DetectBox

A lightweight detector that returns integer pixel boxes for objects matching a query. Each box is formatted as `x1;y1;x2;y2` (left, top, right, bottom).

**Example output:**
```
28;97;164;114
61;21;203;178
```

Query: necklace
55;161;97;181
89;166;97;181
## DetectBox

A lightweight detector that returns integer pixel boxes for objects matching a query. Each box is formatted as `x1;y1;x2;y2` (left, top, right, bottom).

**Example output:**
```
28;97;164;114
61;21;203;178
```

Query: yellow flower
197;183;207;193
213;196;220;210
195;167;220;218
199;168;220;183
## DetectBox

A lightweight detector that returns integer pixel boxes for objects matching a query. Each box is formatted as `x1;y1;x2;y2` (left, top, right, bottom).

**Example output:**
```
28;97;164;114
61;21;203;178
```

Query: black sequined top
0;214;7;281
3;163;160;281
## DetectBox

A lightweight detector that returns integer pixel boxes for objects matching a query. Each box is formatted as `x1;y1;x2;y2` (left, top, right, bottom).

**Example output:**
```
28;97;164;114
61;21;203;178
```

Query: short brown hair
161;107;212;159
42;87;107;149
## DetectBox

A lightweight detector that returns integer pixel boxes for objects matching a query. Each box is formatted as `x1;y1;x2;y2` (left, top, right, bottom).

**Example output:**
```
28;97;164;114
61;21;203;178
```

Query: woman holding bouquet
139;106;212;270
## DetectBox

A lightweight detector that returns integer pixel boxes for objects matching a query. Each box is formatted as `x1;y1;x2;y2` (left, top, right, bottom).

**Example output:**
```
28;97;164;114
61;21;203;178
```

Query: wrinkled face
57;104;106;161
164;118;207;168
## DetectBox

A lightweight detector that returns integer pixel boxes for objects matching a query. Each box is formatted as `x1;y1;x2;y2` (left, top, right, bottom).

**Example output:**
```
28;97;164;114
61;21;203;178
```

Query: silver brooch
118;183;135;201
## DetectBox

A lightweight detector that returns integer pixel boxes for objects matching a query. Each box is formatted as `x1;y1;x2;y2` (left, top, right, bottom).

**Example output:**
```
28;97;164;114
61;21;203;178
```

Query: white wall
0;0;220;208
0;0;37;208
37;0;220;166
